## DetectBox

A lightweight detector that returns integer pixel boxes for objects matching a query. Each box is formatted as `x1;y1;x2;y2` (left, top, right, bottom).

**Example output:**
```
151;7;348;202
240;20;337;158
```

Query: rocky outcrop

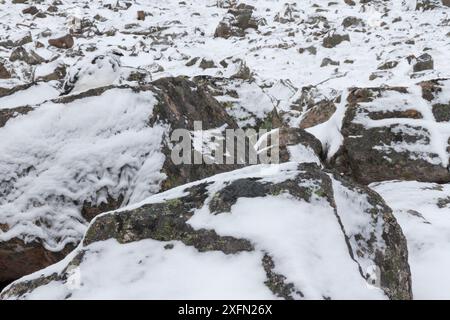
416;0;443;10
274;3;301;23
151;76;237;131
9;47;45;65
0;32;32;49
276;127;323;163
0;82;34;98
329;80;450;184
1;163;412;300
0;77;244;286
151;77;243;190
34;63;66;82
214;3;259;39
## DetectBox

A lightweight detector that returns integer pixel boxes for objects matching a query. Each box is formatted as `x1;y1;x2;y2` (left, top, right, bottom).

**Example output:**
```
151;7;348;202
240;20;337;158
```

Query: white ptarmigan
61;49;123;95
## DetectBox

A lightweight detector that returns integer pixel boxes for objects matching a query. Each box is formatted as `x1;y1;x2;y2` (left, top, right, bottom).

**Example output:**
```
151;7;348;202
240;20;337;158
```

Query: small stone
9;47;45;65
219;59;228;68
298;46;317;55
0;63;11;79
185;57;199;67
416;0;439;10
127;70;152;83
94;14;107;22
0;32;32;48
320;57;339;67
124;23;140;30
103;28;117;37
137;10;145;21
432;103;450;122
48;34;74;49
35;63;66;82
413;53;434;72
199;58;216;69
47;5;58;12
369;72;382;81
35;12;47;18
322;33;350;48
214;21;232;39
378;61;399;70
342;16;363;28
230;59;252;80
22;6;39;15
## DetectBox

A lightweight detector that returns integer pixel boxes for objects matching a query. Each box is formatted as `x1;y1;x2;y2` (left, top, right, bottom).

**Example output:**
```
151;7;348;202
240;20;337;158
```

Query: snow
287;144;321;165
232;82;275;119
0;82;60;110
331;179;386;273
371;180;450;300
1;0;448;110
189;194;386;299
0;88;167;251
34;61;61;79
17;239;274;300
109;162;302;214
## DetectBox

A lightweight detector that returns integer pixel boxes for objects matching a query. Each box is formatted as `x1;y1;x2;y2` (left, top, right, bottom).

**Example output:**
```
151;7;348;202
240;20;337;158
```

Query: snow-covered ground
0;0;450;300
1;0;449;115
372;181;450;300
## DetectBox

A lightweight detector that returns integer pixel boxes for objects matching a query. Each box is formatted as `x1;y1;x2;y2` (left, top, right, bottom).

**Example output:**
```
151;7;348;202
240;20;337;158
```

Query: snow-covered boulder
330;79;450;184
1;163;412;300
214;3;259;39
0;77;244;284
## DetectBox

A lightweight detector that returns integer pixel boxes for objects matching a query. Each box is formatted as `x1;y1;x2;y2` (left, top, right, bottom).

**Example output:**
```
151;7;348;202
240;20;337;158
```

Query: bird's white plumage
62;51;122;95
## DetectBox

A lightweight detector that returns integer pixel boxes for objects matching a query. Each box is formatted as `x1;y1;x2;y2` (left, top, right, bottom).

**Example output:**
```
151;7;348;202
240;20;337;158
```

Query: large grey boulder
330;79;450;184
1;162;412;300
